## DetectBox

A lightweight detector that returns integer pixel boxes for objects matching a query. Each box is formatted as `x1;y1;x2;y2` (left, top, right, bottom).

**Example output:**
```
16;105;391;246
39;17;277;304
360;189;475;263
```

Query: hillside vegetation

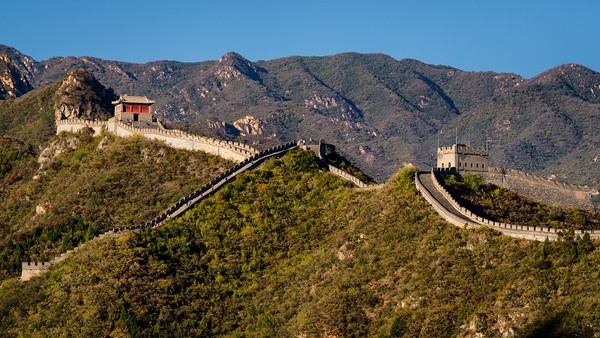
0;130;231;280
1;151;600;337
0;83;57;147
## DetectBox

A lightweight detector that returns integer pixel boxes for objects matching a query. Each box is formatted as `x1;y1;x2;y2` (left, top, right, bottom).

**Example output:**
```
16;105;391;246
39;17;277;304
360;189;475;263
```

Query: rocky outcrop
304;94;363;120
3;44;600;185
233;115;263;136
54;69;117;121
34;136;80;179
0;53;33;99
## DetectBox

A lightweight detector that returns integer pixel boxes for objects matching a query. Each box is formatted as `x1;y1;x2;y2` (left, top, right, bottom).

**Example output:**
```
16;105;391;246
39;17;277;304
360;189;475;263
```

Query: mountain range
1;44;599;186
3;44;600;336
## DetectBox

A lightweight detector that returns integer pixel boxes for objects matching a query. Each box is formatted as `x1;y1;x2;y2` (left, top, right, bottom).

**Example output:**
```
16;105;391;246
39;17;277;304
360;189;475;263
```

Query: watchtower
112;95;155;122
21;261;51;281
437;143;489;172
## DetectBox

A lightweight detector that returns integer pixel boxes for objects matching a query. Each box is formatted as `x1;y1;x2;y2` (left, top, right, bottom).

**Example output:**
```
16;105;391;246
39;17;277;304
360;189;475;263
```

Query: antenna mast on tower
455;128;458;145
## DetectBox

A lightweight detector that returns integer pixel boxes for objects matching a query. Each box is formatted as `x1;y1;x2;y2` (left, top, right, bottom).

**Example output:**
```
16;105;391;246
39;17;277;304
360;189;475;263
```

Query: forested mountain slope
1;152;598;337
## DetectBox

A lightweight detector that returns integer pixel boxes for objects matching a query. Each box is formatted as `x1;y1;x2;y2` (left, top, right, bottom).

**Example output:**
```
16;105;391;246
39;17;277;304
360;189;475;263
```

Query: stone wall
328;165;369;188
423;170;600;241
436;144;489;172
484;167;597;210
56;118;258;163
21;141;301;281
415;172;481;229
457;153;488;172
21;262;50;281
430;170;562;240
437;151;456;170
56;118;106;134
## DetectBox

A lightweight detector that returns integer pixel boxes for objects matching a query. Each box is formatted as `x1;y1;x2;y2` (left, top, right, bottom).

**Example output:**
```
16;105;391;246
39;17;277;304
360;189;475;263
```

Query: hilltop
1;45;598;187
1;151;600;336
0;67;116;149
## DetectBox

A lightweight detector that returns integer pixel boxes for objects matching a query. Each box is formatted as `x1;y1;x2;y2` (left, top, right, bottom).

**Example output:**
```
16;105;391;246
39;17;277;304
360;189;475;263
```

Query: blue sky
3;0;598;78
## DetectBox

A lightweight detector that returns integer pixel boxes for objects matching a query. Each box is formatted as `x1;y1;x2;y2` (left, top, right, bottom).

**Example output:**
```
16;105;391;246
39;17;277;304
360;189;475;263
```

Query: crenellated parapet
55;118;108;127
416;170;600;241
21;261;51;281
487;167;597;193
437;144;488;156
327;165;369;188
56;118;259;162
485;167;597;210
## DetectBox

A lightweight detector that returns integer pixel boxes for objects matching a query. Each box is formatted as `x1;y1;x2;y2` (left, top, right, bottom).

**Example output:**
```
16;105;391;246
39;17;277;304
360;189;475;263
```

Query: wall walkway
327;165;383;189
21;137;387;280
56;118;258;162
26;139;365;280
416;170;600;241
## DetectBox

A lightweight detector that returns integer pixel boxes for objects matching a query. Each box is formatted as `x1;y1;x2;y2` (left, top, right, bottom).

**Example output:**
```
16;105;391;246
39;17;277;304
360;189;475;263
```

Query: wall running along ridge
415;169;600;241
483;167;597;211
56;118;258;162
21;137;375;281
24;119;596;279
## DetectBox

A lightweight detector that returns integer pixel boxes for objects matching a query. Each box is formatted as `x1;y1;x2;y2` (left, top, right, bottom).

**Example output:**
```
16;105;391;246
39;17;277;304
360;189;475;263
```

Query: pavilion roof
112;95;155;105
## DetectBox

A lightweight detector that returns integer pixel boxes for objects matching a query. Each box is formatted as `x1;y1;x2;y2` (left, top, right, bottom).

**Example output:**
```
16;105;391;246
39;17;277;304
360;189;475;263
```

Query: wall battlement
328;165;369;188
437;144;488;156
56;118;258;162
484;167;596;210
55;118;107;127
422;169;600;240
21;262;51;281
487;167;598;194
21;261;51;270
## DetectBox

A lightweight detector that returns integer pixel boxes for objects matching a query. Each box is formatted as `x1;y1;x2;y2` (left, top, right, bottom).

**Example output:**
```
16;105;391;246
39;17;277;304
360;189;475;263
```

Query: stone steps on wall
416;172;474;224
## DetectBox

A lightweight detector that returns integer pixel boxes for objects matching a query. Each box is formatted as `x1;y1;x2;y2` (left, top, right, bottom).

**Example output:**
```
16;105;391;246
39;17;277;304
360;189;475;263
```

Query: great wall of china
22;119;378;280
56;118;258;162
484;166;597;210
416;169;600;241
20;118;599;280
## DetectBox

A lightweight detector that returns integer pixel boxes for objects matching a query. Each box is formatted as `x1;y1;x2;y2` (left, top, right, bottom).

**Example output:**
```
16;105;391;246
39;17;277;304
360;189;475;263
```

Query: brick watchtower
112;95;155;123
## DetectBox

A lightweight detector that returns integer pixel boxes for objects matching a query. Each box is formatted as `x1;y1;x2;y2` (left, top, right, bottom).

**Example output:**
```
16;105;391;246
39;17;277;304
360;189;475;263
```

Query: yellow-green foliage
1;156;599;337
0;84;57;147
0;131;232;279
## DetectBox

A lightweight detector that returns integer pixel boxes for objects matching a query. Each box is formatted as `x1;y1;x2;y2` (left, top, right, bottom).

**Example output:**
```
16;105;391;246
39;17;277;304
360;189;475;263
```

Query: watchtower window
448;162;451;168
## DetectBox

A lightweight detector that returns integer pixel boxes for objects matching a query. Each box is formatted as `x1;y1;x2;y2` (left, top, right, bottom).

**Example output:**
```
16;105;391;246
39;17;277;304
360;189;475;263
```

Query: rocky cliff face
233;115;263;136
54;69;117;121
0;54;33;99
